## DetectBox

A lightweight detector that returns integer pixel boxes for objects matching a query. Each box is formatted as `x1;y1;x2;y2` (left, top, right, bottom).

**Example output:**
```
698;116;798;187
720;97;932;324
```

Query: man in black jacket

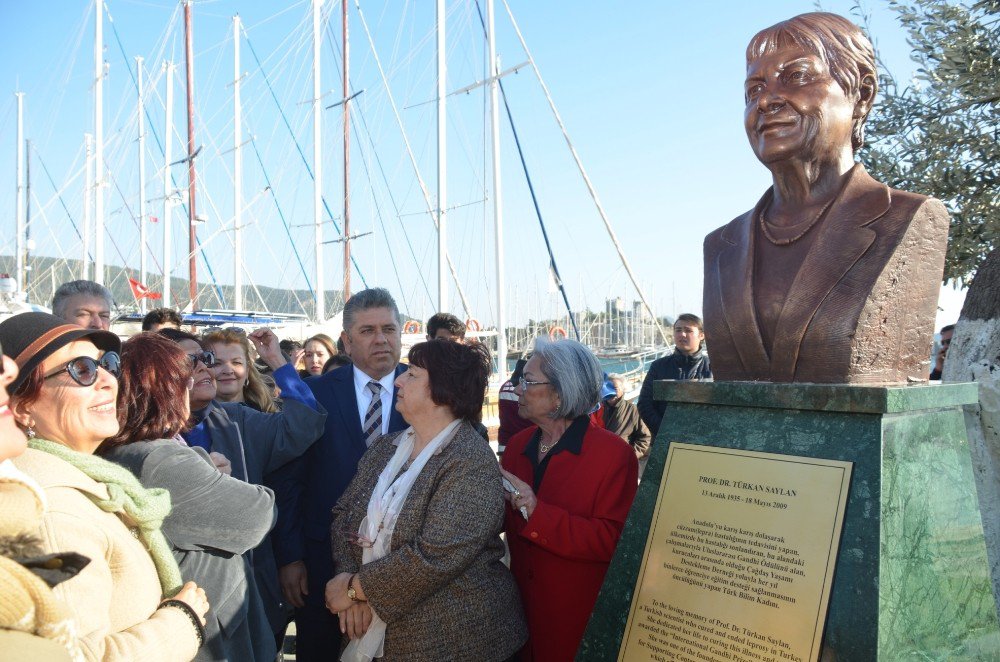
638;314;712;436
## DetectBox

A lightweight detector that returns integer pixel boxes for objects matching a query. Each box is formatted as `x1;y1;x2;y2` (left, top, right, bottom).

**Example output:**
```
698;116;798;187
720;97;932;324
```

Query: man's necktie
362;381;383;447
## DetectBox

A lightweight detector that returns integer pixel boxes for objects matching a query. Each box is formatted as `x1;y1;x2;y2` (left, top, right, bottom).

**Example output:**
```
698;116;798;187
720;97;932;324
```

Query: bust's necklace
759;194;835;246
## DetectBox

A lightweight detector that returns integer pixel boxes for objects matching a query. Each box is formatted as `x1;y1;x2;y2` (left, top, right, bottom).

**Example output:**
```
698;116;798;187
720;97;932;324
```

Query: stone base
578;381;1000;661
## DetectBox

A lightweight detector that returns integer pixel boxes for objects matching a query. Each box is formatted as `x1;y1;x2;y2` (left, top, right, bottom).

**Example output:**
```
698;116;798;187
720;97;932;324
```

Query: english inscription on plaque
618;444;852;662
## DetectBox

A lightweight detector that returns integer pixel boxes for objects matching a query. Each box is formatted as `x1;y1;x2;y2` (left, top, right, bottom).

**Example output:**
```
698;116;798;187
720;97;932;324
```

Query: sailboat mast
94;0;105;285
162;61;174;308
24;139;31;293
83;133;92;280
137;57;148;314
436;0;447;311
342;0;351;302
313;0;325;321
486;0;506;374
233;15;244;311
14;92;24;292
184;0;198;309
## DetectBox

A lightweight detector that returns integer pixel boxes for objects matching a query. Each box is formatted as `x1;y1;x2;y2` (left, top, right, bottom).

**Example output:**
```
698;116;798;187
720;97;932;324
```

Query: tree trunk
943;246;1000;615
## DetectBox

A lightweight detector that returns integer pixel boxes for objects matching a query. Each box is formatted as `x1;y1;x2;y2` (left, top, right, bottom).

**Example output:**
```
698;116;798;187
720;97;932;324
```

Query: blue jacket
272;363;408;601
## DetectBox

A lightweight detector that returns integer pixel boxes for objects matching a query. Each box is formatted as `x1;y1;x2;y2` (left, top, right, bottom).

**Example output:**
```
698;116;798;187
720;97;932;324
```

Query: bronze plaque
618;443;852;662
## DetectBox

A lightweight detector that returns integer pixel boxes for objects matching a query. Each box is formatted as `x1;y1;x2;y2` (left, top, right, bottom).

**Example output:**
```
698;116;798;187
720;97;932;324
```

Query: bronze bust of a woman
703;12;949;384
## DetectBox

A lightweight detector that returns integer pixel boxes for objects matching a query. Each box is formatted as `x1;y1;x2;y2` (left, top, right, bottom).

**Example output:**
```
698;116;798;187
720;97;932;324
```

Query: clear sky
0;0;966;330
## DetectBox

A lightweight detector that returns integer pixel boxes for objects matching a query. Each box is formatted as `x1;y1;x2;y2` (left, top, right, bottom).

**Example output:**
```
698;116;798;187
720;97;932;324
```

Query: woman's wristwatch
347;573;366;602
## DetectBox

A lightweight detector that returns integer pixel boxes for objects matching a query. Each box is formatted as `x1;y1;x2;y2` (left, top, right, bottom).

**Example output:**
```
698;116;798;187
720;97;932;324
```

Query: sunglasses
188;351;217;369
43;352;121;386
203;326;246;337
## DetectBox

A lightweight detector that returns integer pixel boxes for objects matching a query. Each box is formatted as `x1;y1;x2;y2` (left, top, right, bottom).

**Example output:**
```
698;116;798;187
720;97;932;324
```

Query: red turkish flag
128;277;162;300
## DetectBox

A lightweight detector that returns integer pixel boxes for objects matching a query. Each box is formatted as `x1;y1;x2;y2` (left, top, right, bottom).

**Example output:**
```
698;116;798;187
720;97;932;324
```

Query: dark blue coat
272;363;408;608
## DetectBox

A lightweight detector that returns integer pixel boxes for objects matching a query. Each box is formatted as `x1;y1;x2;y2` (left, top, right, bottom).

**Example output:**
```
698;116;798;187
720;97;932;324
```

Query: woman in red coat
500;339;638;662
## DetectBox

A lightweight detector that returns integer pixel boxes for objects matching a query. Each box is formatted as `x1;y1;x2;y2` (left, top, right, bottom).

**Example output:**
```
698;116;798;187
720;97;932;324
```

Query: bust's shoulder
885;185;948;218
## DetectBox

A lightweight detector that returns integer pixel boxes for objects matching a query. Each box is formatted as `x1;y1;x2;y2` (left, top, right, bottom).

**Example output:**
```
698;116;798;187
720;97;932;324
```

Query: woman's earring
26;426;36;439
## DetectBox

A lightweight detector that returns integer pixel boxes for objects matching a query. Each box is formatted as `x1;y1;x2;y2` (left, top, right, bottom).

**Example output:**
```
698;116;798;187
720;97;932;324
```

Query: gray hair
52;280;113;319
342;288;400;333
534;338;602;419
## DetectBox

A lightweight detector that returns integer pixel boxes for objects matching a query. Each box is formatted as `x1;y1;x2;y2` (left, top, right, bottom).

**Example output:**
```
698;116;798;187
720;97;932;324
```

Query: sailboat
3;0;671;374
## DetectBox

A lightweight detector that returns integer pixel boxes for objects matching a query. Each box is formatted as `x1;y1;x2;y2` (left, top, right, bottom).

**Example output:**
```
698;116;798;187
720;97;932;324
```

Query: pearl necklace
759;195;835;246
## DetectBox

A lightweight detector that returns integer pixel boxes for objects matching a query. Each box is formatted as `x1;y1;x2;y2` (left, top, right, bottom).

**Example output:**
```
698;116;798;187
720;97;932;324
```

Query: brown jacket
13;449;200;662
332;421;527;661
703;164;949;383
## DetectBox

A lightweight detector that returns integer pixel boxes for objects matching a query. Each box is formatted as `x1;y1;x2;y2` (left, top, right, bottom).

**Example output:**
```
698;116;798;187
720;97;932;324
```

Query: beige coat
13;448;200;662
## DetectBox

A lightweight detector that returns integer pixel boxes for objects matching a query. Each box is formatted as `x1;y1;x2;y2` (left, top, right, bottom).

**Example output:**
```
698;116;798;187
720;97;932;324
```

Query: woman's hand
338;602;373;639
324;572;354;614
167;581;210;625
209;451;232;475
249;328;288;370
500;468;538;518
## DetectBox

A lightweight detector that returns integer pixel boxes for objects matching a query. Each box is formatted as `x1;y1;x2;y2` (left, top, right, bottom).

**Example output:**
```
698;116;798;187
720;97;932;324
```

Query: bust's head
744;12;877;165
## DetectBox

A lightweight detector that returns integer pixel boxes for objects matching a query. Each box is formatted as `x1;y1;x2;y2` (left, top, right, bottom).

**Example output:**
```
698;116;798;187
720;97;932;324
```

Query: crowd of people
1;279;693;662
2;272;957;661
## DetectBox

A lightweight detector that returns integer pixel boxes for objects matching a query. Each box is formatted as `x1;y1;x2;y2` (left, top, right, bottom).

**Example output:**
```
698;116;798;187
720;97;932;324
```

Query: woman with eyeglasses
157;327;327;650
99;332;277;662
499;339;638;662
0;336;89;660
0;312;209;661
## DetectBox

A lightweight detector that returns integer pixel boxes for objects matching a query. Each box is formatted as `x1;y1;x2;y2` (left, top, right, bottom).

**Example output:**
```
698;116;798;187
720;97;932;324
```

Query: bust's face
743;45;856;167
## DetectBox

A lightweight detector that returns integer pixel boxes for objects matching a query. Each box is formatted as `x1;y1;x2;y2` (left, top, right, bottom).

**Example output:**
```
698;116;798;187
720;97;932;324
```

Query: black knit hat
0;312;121;395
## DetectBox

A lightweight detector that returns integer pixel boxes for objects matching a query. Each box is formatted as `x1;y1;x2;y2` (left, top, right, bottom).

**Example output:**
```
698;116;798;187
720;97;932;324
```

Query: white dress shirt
352;365;397;436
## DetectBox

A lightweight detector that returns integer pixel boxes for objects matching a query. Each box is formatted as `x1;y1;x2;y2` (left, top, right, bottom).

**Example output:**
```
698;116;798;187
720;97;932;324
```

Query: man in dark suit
272;288;408;659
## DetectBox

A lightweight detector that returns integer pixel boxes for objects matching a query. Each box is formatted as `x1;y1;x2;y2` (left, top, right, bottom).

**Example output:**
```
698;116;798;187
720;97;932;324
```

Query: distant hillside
0;254;344;319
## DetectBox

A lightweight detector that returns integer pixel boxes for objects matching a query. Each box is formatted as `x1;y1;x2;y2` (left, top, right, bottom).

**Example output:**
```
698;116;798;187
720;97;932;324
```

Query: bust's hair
747;12;877;151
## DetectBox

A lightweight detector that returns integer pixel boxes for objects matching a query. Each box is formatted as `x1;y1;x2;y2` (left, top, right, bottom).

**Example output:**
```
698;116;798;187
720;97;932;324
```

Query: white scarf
342;419;461;662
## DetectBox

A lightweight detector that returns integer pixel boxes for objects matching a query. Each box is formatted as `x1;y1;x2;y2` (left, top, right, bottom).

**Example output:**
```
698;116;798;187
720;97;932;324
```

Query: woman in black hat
0;312;210;662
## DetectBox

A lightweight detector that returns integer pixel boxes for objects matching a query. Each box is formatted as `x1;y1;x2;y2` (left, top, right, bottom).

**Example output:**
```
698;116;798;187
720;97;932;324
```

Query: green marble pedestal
578;381;1000;661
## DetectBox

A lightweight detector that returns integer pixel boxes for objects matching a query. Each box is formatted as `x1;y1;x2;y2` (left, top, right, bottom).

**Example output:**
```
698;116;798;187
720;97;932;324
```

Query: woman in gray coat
101;333;277;661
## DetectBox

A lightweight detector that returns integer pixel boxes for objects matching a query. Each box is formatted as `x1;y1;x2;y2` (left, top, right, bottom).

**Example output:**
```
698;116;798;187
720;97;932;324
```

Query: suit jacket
331;421;527;661
703;164;949;383
501;421;638;662
272;364;407;594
